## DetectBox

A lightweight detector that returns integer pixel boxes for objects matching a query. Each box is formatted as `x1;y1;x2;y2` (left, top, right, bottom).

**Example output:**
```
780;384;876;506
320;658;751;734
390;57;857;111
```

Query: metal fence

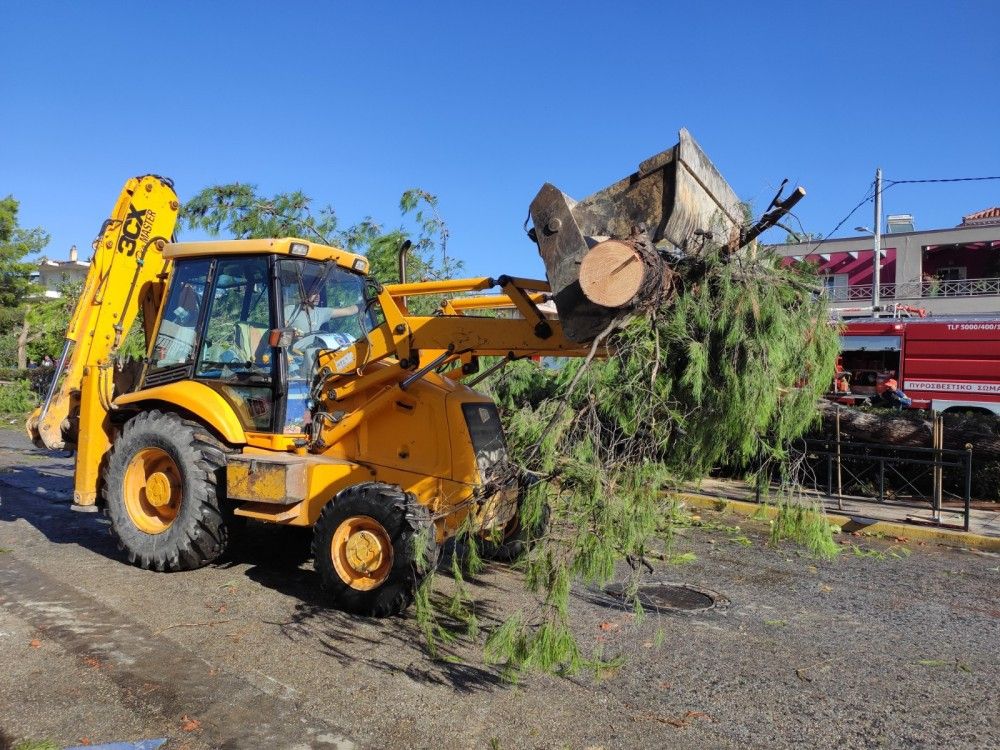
797;438;973;531
823;277;1000;302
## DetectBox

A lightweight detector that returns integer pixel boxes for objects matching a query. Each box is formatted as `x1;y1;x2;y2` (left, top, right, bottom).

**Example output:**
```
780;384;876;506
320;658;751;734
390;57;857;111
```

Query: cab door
193;255;278;432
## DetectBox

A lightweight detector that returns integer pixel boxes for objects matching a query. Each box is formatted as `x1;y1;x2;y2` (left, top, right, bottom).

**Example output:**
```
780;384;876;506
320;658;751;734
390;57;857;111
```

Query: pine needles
416;244;839;679
770;501;841;560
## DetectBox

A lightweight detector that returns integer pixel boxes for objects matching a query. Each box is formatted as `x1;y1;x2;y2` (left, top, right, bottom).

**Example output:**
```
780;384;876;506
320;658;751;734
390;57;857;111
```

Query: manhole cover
603;582;727;613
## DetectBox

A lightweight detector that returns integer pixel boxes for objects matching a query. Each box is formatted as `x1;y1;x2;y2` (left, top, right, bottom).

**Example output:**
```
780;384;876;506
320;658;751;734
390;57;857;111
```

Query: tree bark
16;318;29;370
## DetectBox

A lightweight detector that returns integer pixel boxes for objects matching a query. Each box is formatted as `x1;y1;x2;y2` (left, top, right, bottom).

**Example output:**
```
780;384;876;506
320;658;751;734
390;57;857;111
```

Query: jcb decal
117;204;157;256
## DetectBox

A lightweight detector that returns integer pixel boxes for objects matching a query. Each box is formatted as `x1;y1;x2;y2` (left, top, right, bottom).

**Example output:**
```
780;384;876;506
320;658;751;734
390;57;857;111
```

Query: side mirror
269;328;296;348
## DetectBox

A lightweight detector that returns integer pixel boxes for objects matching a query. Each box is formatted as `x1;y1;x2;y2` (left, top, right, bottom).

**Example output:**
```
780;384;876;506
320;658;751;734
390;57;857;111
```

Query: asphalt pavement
0;428;998;749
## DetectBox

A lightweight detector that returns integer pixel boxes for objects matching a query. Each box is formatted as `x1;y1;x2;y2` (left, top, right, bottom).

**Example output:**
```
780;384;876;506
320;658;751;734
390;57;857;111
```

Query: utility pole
872;167;883;317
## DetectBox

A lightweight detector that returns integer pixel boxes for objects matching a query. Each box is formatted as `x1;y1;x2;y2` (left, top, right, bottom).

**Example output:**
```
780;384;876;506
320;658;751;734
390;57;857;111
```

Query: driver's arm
327;304;360;319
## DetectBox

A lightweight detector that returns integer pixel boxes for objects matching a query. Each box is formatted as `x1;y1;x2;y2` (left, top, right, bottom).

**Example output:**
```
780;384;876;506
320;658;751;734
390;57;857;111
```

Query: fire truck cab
836;316;1000;416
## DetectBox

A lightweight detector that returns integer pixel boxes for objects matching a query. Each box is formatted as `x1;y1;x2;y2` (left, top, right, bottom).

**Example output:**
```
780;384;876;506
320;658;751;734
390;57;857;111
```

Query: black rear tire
312;482;437;617
103;409;230;571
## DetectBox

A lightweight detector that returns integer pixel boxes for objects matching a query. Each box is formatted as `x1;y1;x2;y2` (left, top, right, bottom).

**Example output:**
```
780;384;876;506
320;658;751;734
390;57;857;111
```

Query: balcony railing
823;277;1000;302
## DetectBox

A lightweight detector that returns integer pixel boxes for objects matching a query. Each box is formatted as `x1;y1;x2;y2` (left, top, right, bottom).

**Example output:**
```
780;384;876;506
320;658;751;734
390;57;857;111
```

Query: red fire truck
836;316;1000;415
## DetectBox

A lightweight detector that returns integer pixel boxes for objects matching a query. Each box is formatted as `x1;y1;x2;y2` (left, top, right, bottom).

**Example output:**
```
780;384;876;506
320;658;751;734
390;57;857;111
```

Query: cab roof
161;237;369;275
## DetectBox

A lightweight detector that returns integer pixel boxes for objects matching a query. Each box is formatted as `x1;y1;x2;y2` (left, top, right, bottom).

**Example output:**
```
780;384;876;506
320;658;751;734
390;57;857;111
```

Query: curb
675;492;1000;553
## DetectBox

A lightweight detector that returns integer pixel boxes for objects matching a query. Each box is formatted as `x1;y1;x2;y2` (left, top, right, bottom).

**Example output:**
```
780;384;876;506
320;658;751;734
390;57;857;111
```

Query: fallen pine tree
816;399;1000;457
415;244;842;678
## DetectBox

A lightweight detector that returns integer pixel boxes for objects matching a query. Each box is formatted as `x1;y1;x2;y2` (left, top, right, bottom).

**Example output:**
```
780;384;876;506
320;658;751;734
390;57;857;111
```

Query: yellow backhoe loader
27;131;800;616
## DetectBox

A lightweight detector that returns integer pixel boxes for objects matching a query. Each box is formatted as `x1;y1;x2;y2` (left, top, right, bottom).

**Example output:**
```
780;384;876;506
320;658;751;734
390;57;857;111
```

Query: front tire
480;487;551;563
312;483;437;617
104;410;230;571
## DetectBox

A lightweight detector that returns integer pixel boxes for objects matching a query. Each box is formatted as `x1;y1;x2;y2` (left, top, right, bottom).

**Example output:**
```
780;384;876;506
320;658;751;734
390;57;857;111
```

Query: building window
936;267;967;281
823;273;850;301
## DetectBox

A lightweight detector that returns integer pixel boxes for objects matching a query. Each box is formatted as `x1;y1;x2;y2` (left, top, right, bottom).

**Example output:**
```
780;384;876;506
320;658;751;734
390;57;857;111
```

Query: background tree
783;230;819;244
24;280;83;364
182;184;460;285
0;196;48;368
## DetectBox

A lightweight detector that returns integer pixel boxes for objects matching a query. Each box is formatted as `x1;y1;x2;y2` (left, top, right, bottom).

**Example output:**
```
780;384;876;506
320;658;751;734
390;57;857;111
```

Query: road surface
0;429;997;749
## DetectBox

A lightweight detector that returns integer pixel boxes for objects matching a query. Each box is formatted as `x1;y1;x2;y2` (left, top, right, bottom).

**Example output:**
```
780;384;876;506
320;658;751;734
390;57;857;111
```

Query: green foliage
0;379;38;415
182;183;461;287
495;247;838;481
0;367;53;396
485;614;591;682
12;740;60;750
770;501;841;559
489;359;561;412
0;195;49;368
0;280;82;369
784;231;820;244
25;280;81;363
117;309;149;360
0;195;46;308
183;184;335;243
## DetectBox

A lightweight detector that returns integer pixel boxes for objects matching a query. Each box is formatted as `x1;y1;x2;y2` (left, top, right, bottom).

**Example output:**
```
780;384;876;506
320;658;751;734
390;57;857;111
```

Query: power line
798;181;876;259
794;172;999;257
887;175;1000;186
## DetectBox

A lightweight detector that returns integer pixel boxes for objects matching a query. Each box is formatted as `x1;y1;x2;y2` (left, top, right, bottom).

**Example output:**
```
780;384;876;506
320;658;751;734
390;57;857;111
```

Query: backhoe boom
28;176;179;503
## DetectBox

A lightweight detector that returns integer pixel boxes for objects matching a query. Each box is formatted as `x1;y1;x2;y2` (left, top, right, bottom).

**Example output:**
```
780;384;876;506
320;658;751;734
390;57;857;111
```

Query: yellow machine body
28;178;589;543
24;137;771;612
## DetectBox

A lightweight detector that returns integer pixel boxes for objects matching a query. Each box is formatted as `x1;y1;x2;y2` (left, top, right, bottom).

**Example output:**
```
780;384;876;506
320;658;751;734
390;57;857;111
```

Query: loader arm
306;274;595;451
316;275;588;389
27;176;179;501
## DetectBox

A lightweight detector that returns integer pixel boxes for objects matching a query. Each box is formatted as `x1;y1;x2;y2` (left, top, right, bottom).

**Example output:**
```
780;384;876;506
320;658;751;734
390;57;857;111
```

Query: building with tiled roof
961;207;1000;227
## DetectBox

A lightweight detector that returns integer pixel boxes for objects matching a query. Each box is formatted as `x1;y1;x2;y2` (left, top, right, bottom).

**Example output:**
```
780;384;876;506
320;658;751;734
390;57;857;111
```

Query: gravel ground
0;428;998;749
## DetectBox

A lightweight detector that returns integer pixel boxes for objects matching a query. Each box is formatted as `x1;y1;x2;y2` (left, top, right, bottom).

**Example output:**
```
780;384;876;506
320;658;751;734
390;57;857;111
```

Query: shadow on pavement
1;465;510;694
0;475;123;560
237;524;508;694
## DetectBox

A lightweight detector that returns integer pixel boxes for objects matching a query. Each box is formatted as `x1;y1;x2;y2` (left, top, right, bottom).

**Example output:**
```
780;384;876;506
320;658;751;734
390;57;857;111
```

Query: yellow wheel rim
123;447;182;535
331;515;393;591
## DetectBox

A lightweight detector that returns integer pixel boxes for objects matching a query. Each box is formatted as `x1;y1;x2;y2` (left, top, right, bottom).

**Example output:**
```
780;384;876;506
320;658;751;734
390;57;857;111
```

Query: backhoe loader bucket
529;128;744;342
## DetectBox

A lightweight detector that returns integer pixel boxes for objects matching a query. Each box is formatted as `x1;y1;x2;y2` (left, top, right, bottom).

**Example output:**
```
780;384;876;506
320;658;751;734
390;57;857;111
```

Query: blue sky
2;2;998;278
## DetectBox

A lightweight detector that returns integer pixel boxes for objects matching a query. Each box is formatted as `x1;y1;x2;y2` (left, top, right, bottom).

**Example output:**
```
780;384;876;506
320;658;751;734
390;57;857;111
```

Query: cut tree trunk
816;400;1000;459
577;230;674;311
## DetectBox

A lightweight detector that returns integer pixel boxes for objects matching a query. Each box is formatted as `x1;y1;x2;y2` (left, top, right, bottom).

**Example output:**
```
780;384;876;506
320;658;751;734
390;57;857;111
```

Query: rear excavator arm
28;175;179;504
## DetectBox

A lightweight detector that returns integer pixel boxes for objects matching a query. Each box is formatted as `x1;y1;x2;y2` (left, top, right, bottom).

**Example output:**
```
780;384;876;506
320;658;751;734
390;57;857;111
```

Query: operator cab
143;239;376;435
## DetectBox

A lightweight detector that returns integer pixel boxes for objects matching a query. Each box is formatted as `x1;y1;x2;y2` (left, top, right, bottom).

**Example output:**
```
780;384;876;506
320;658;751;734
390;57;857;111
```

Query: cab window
277;258;372;379
195;256;274;431
277;258;373;434
149;259;211;370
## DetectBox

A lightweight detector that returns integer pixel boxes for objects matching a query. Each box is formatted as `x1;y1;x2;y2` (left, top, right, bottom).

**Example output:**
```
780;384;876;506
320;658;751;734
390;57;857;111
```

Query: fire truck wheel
313;483;438;617
479;496;551;563
103;410;230;571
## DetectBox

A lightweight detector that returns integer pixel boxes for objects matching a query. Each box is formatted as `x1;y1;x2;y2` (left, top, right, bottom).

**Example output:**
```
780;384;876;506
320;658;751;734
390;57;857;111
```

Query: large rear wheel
104;410;230;571
312;483;437;617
